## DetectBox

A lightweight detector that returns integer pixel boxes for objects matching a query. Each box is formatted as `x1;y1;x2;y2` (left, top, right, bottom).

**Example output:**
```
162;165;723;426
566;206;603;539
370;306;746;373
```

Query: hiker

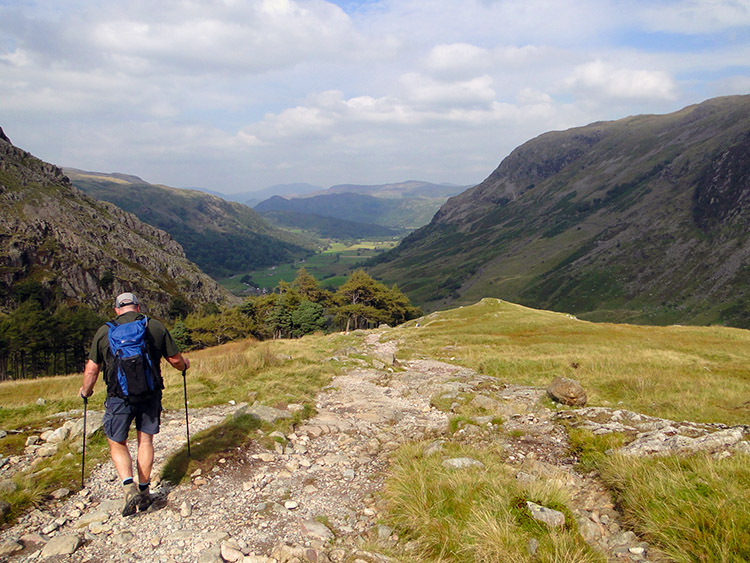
78;292;190;516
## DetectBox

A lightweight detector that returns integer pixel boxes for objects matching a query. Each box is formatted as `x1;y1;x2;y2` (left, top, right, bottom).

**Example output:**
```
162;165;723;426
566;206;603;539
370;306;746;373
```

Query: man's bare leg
136;431;154;484
107;438;133;480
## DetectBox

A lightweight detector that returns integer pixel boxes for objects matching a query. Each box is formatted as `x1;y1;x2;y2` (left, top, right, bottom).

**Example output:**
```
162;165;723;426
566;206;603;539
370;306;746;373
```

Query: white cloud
0;0;748;192
639;0;750;34
401;73;497;108
425;43;493;79
565;60;678;101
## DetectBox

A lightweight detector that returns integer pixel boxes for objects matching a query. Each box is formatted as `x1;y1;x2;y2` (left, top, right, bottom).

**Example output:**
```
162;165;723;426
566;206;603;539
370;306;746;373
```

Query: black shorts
103;395;162;442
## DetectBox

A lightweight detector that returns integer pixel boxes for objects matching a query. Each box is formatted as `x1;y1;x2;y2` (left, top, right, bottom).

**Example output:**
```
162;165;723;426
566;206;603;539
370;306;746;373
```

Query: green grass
599;452;750;563
395;298;750;426
0;433;110;524
218;239;398;293
383;442;604;562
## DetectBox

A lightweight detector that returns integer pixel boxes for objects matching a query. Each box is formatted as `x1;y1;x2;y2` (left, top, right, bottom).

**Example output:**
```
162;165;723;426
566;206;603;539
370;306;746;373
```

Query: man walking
79;292;190;516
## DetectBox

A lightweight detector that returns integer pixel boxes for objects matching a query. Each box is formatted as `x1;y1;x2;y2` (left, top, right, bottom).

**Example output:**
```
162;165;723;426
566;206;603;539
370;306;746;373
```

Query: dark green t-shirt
88;312;180;398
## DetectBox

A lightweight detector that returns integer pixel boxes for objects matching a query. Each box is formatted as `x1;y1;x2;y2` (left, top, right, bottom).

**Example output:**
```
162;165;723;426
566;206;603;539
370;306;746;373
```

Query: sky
1;0;749;195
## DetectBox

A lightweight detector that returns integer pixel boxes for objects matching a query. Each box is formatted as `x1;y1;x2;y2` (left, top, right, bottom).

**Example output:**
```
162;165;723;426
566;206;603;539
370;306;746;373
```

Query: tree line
0;282;104;381
0;270;421;380
170;268;422;350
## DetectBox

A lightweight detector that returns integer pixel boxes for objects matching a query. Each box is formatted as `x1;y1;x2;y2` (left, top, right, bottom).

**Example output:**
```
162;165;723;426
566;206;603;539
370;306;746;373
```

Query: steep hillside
67;170;316;277
369;95;750;327
0;128;236;318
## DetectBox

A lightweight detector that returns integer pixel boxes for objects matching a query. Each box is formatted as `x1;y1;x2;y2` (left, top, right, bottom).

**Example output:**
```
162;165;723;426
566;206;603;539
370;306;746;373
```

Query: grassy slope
1;299;747;560
369;97;750;328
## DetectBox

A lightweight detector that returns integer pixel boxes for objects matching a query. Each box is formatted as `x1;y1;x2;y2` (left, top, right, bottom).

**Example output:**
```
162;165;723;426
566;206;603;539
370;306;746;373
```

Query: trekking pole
81;395;88;489
182;369;191;457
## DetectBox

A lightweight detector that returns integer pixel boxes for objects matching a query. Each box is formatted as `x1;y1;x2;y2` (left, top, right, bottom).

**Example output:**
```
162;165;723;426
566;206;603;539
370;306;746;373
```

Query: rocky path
2;329;748;562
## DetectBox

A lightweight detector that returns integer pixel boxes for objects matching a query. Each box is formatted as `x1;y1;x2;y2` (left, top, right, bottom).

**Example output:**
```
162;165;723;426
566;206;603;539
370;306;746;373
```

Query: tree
293;267;328;305
168;295;191;320
291;300;326;337
334;270;422;331
334;270;388;331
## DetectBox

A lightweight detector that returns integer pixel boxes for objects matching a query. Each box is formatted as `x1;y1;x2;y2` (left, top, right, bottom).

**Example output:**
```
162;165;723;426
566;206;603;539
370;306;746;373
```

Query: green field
218;239;399;294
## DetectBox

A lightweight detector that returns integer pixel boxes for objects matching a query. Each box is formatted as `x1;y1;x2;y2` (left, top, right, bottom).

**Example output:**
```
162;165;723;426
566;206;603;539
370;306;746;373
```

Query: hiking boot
136;489;153;512
121;482;139;517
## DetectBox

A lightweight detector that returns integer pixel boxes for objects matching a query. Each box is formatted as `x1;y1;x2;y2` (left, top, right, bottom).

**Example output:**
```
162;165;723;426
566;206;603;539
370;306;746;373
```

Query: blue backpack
106;316;156;402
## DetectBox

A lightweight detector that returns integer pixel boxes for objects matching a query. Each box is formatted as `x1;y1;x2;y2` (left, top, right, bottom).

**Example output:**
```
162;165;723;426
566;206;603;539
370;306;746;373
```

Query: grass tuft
382;442;604;562
598;452;750;563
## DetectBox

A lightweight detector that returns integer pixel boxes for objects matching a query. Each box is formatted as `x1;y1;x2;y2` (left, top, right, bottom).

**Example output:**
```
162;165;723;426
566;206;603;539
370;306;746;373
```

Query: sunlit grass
0;331;348;524
394;299;750;425
383;442;604;562
598;452;750;563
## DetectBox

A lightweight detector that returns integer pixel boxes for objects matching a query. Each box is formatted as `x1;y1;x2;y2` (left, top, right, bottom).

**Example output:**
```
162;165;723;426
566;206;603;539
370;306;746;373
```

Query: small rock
112;531;134;545
220;542;244;562
301;520;335;541
40;534;81;557
198;545;223;563
44;426;71;444
0;538;24;558
180;500;193;517
526;501;565;528
51;487;71;500
0;479;18;494
442;457;485;470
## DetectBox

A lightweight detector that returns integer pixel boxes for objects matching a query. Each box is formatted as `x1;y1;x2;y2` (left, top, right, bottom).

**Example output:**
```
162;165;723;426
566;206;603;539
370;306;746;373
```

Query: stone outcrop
0;130;237;317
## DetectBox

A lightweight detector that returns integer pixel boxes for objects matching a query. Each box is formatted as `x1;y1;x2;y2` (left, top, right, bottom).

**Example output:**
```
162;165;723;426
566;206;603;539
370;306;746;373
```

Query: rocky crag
370;95;750;327
0;128;237;318
1;328;748;562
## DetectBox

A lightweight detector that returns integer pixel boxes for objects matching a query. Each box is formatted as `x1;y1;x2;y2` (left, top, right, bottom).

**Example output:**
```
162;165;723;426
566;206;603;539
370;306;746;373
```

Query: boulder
546;377;587;406
526;501;565;528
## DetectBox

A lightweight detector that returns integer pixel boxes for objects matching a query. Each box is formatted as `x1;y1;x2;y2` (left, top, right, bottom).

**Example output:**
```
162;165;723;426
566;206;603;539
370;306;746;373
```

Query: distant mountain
255;184;463;230
244;183;323;207
0;129;236;318
369;95;750;328
260;210;405;240
326;180;465;199
67;170;316;278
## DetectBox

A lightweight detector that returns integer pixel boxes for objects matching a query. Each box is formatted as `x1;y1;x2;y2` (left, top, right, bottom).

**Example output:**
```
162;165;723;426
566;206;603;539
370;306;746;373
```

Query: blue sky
1;0;749;194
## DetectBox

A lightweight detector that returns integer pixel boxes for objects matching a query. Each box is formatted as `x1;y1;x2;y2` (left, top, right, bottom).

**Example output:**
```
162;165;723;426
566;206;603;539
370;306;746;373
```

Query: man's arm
166;353;190;372
79;360;101;398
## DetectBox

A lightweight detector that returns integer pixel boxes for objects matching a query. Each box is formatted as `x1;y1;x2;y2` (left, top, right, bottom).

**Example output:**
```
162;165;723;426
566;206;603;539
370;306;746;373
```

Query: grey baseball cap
115;292;139;308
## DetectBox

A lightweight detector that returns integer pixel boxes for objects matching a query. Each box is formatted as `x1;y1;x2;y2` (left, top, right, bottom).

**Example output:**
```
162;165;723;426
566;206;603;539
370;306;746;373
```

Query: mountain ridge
0;129;237;318
66;170;316;278
369;95;750;327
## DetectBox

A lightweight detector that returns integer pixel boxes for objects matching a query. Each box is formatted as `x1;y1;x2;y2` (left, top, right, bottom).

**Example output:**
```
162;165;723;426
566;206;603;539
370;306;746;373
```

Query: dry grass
598;452;750;563
383;442;604;563
394;299;750;425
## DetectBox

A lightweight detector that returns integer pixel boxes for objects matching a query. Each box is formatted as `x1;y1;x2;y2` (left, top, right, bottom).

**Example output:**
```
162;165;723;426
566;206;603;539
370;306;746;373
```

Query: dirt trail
2;330;659;562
